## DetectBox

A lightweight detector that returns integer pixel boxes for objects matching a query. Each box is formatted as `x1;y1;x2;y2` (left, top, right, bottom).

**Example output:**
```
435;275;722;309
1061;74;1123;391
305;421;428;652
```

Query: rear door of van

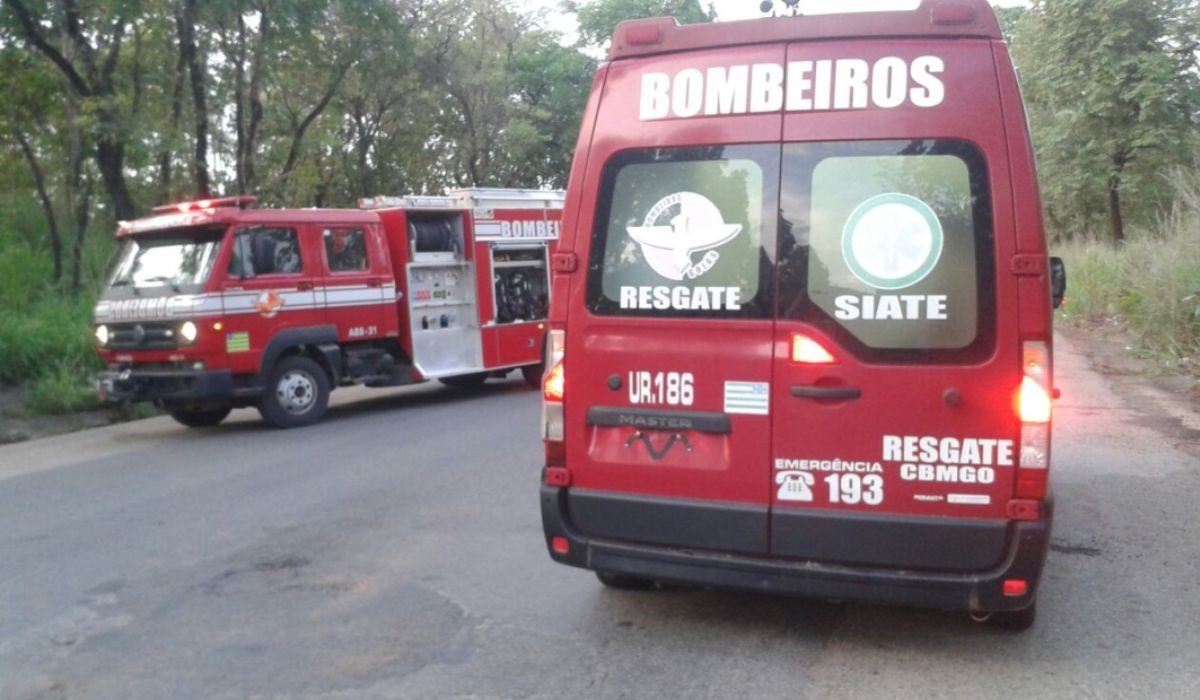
562;44;786;555
769;39;1022;571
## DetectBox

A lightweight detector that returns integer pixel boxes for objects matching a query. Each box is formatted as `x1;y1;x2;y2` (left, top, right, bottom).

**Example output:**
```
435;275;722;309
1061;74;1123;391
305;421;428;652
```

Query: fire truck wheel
987;602;1037;631
595;571;657;591
258;355;330;428
165;403;232;428
520;363;544;387
437;372;490;389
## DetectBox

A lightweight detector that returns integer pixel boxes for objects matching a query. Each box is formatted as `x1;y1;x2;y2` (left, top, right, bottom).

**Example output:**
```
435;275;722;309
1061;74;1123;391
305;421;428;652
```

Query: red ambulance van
540;0;1066;629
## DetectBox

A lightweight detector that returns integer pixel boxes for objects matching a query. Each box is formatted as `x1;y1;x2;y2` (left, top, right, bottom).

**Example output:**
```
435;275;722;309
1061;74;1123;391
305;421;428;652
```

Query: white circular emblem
625;192;743;281
841;193;944;290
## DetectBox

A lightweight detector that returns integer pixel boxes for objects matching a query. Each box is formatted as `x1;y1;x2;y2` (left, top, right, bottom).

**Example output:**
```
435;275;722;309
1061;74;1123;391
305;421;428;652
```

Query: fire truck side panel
317;222;398;345
479;208;559;369
376;209;417;368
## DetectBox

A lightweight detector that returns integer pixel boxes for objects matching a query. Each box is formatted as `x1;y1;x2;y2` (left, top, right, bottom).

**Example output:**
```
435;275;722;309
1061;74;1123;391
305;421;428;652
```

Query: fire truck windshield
107;226;226;295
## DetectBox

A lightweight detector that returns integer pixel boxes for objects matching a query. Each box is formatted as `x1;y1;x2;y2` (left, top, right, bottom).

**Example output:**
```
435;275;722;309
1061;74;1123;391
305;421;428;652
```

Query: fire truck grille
107;322;180;350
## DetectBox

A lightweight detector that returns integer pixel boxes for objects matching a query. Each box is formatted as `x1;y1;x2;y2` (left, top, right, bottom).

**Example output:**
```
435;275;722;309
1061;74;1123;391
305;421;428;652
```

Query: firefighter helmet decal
841;192;943;291
626;192;743;281
254;290;285;318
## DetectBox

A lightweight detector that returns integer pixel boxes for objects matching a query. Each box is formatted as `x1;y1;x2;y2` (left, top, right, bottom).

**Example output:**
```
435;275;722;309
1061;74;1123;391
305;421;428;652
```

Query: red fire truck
93;188;562;428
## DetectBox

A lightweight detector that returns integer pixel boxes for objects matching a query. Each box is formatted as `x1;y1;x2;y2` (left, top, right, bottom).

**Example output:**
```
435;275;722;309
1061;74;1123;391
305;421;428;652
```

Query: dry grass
1055;170;1200;375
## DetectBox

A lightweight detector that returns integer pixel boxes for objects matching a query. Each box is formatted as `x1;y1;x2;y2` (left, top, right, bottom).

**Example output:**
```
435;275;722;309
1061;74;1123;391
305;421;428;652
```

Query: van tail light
542;330;566;449
1015;340;1052;500
791;333;836;364
543;361;564;402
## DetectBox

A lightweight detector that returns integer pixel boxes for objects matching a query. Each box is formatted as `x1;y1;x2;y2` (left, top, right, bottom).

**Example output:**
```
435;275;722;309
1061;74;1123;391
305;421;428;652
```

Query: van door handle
297;281;314;291
366;277;382;288
790;385;861;400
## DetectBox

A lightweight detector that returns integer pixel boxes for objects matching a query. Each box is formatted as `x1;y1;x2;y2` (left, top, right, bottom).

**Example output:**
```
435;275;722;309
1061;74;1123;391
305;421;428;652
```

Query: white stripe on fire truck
96;285;397;321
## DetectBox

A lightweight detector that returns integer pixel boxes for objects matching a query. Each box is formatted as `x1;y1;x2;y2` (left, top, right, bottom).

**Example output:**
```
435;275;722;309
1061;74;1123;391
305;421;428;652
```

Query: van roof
608;0;1001;61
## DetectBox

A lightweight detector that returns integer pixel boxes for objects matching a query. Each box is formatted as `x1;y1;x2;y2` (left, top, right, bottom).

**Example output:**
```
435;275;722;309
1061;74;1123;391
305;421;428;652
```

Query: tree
1;50;65;282
1013;0;1200;243
570;0;715;49
2;0;139;221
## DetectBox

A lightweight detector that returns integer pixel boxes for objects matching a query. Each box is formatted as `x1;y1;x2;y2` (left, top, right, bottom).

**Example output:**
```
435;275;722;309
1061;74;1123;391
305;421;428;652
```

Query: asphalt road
2;332;1199;700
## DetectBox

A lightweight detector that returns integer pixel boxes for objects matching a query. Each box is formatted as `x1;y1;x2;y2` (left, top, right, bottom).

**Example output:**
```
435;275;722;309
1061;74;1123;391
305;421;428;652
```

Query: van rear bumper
540;484;1052;613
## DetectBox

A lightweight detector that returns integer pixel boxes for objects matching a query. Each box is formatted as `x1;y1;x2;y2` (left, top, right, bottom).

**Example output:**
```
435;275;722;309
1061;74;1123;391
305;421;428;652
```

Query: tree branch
2;0;92;96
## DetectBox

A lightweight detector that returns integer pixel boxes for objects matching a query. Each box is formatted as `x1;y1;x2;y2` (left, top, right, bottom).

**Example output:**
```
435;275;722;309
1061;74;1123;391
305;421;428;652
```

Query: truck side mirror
1049;256;1067;310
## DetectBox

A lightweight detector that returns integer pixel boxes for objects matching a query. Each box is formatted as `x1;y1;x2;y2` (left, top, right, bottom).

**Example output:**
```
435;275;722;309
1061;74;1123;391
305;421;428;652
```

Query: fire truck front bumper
541;483;1052;614
97;365;235;403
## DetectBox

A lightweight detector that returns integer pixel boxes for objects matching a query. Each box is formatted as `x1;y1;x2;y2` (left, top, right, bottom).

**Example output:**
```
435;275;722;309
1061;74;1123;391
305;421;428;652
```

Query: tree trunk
96;135;136;221
70;174;92;295
13;127;63;282
243;7;269;195
1107;173;1125;245
179;0;210;197
160;15;188;195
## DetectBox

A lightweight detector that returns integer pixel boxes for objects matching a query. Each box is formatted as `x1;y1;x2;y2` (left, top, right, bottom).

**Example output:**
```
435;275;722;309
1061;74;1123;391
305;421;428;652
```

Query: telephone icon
775;470;815;502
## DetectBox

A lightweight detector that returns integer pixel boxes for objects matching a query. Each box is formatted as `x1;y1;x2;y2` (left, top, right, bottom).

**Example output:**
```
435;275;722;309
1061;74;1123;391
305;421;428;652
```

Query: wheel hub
277;370;316;414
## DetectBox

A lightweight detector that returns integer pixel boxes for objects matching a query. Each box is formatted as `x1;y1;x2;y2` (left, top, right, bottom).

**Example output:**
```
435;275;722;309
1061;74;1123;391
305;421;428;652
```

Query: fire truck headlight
179;321;198;343
95;325;110;347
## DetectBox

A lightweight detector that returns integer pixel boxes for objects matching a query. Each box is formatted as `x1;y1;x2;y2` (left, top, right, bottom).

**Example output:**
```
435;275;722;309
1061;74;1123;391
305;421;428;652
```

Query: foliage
1013;0;1200;243
570;0;716;49
1055;169;1200;371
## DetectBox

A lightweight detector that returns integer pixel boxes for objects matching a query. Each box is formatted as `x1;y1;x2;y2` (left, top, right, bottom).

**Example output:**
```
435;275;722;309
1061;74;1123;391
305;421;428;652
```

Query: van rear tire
595;571;656;591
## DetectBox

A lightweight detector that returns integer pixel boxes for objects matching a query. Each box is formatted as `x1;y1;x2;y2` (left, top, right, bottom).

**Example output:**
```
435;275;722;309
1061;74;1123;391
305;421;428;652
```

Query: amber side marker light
791;334;837;364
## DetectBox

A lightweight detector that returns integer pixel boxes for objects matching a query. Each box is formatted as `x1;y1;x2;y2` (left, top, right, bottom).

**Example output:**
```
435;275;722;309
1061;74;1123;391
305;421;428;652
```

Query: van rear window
587;146;778;319
779;140;995;362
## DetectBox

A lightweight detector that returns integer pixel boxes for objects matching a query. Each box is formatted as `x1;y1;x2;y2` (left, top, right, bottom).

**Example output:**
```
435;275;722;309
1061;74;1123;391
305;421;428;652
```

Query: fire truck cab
540;0;1065;630
94;188;561;428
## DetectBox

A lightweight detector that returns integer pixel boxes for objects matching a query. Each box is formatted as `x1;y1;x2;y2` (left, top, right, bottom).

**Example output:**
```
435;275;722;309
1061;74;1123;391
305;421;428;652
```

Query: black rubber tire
165;403;232;428
520;363;544;387
987;602;1037;631
438;372;490;389
258;355;330;428
595;571;657;591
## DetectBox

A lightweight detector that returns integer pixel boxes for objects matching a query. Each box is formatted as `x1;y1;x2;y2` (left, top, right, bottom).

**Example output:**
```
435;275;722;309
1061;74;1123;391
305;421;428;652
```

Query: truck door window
323;228;369;272
778;140;995;363
228;227;303;277
587;145;778;319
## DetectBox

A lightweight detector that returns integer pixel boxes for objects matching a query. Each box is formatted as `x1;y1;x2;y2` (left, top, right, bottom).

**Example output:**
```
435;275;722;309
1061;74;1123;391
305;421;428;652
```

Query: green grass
1054;171;1200;374
23;360;104;414
0;211;112;415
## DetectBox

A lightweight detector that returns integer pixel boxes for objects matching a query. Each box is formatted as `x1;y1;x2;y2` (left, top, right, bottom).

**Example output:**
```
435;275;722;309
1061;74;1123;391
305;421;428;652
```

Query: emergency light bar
151;196;257;214
358;195;458;210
